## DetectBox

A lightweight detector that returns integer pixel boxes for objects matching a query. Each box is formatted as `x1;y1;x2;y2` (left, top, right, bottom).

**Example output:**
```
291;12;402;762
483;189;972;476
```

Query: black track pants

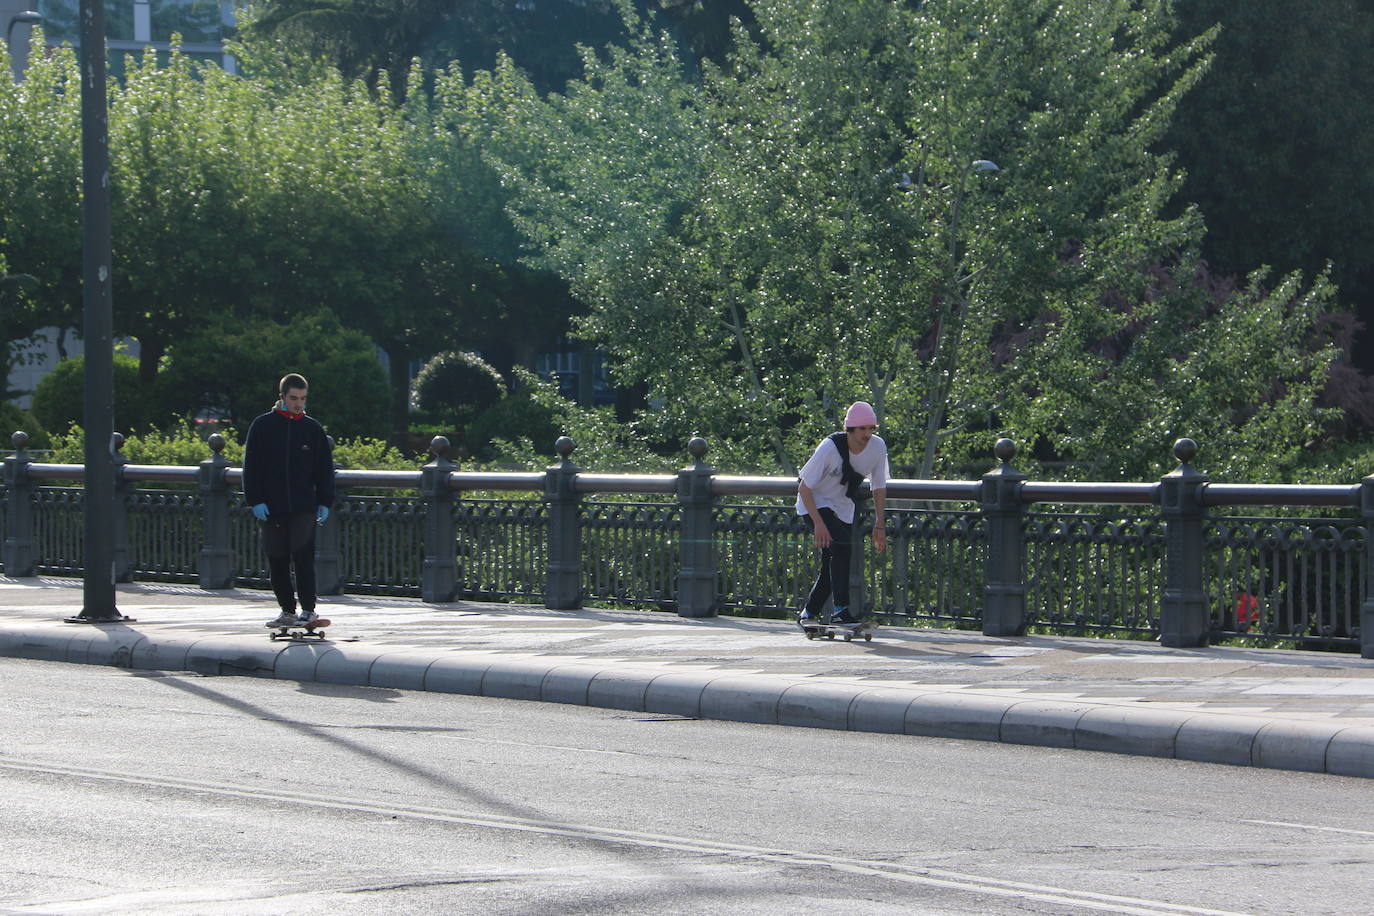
803;507;852;614
261;510;317;614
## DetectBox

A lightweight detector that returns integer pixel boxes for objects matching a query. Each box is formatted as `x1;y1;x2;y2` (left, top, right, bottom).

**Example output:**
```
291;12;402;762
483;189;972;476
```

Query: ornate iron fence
875;507;987;627
1024;511;1165;636
2;432;1373;656
1206;515;1364;649
129;489;203;582
34;486;83;576
458;497;546;602
337;495;425;596
714;502;814;617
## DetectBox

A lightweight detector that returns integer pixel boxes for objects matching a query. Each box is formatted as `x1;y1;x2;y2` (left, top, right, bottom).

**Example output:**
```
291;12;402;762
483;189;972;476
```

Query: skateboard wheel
825;632;835;640
864;634;872;642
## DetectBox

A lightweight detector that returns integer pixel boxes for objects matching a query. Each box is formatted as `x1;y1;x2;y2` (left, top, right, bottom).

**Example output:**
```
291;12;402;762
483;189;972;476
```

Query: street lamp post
6;10;41;80
68;0;126;623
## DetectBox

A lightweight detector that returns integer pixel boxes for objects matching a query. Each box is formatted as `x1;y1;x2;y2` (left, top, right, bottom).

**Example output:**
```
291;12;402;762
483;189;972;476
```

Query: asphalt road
2;657;1371;915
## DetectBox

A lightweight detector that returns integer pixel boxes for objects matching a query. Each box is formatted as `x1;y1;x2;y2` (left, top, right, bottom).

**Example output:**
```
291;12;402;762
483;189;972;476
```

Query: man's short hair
279;373;309;396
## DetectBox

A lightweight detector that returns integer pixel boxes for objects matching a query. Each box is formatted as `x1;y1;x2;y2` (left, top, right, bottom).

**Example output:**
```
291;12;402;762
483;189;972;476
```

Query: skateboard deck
268;618;331;641
797;618;876;642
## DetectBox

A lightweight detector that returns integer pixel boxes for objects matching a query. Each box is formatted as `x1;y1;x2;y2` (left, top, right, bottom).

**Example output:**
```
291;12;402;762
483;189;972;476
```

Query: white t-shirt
795;434;890;524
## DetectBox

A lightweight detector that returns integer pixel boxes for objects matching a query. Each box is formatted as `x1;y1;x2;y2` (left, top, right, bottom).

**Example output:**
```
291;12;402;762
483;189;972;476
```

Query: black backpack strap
829;432;863;497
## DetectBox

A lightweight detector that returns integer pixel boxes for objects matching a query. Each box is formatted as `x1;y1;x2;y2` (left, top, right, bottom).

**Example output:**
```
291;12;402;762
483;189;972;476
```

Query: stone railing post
197;433;234;589
3;431;36;577
982;437;1027;637
1159;438;1209;647
111;432;133;582
1361;475;1374;659
314;435;342;595
676;437;716;618
421;436;458;603
544;436;582;610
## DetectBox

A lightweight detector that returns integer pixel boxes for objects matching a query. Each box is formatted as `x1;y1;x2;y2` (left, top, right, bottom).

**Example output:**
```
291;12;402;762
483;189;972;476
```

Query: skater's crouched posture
243;373;336;628
796;401;889;625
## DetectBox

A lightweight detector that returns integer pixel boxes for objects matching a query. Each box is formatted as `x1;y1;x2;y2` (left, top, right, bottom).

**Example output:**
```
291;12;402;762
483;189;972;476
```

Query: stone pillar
1159;438;1210;647
544;436;582;610
197;433;235;589
982;437;1027;637
675;437;716;618
3;431;36;577
421;436;458;603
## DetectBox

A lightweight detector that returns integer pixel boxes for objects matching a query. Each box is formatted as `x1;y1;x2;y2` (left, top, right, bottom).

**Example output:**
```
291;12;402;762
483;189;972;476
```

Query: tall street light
6;10;41;80
69;0;126;623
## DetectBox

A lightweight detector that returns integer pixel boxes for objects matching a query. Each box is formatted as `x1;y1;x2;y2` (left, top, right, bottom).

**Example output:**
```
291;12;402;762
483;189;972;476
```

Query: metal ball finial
207;433;226;454
430;435;450;457
1173;437;1198;465
687;437;708;461
555;436;575;458
993;437;1017;464
112;432;125;451
11;430;29;450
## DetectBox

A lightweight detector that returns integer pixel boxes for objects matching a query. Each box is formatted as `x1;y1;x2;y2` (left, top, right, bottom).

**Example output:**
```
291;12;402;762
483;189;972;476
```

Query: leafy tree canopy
465;0;1339;481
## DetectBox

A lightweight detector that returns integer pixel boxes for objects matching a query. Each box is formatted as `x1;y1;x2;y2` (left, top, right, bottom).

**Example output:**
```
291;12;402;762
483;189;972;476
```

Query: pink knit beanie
844;401;878;428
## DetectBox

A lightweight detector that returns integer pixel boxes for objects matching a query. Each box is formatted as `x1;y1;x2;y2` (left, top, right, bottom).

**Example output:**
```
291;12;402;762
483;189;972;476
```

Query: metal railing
2;432;1371;657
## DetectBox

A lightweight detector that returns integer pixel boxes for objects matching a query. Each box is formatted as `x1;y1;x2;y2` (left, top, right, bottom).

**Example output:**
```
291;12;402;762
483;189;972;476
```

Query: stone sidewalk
2;577;1373;778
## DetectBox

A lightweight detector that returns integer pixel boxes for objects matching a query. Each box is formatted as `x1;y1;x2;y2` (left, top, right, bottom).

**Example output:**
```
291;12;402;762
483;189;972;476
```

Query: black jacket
242;408;336;517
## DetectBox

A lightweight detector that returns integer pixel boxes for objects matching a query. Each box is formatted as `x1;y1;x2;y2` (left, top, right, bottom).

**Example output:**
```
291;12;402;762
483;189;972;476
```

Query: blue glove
316;506;330;524
251;503;269;521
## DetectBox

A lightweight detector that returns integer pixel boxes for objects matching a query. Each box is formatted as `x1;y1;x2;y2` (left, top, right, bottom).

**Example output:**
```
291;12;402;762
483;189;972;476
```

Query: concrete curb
3;623;1372;779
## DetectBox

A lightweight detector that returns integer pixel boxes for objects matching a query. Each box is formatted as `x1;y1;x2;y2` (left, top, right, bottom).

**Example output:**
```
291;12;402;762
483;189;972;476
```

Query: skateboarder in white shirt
795;401;889;626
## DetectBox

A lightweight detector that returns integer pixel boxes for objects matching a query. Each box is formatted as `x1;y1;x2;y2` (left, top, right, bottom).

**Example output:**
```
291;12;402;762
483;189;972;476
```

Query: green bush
47;423;245;465
411;351;505;421
331;437;417;471
46;425;417;472
160;311;390;441
0;402;50;450
464;391;560;462
30;354;178;436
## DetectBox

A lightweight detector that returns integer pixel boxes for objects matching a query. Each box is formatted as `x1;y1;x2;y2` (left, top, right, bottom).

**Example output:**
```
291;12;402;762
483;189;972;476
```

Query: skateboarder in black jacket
243;373;336;628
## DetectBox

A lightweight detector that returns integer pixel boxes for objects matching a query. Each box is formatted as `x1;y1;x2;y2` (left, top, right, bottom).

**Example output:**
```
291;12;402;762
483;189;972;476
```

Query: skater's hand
871;526;887;553
316;505;330;525
813;519;832;549
251;503;269;521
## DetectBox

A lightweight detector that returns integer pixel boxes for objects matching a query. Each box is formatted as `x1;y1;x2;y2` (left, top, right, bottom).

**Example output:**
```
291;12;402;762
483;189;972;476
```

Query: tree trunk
137;338;164;383
386;347;412;452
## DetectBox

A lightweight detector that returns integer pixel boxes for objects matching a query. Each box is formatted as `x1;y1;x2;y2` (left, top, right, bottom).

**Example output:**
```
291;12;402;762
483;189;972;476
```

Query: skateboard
268;618;331;641
797;618;877;642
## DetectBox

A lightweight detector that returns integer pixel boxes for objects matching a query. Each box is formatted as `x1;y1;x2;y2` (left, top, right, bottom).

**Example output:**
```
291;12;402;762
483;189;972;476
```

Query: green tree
469;0;1338;480
0;34;83;393
1165;0;1374;373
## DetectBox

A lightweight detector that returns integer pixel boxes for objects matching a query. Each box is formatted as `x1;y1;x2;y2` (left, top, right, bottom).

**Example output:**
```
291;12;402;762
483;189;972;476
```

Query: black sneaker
829;608;860;626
